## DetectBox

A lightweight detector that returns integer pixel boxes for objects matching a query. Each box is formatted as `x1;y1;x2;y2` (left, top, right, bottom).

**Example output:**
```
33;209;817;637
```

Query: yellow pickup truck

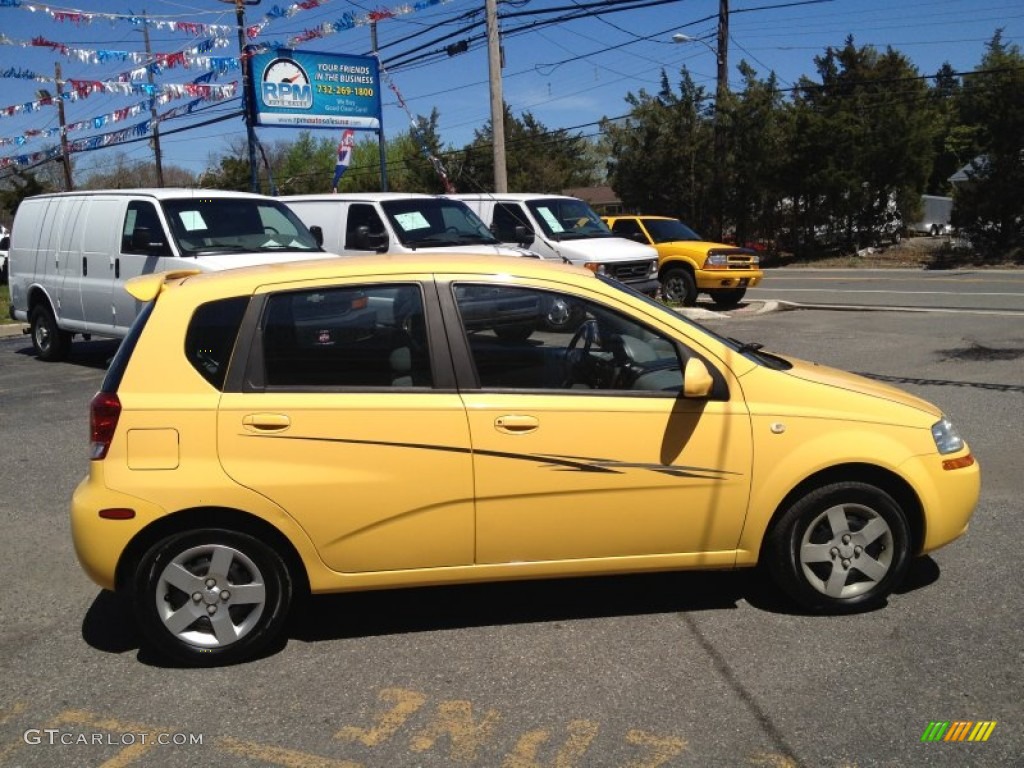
603;215;763;307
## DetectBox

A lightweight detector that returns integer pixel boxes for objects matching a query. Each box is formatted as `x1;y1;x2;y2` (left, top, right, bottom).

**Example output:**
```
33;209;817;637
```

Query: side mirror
309;225;324;247
631;232;648;244
513;224;533;246
352;225;389;252
683;358;714;399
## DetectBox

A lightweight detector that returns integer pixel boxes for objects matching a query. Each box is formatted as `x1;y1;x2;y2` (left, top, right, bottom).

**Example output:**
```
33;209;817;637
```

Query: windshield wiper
729;337;764;354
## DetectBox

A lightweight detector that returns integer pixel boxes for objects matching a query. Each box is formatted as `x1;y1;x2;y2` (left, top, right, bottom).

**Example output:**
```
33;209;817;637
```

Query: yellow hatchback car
72;255;979;665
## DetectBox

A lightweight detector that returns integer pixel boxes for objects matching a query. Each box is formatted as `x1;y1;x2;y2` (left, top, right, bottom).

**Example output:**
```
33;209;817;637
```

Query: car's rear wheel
29;304;71;362
766;482;911;613
661;268;697;306
709;287;747;307
133;529;292;666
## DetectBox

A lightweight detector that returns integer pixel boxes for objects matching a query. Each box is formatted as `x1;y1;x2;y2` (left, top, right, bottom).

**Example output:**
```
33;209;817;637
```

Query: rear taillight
90;391;121;460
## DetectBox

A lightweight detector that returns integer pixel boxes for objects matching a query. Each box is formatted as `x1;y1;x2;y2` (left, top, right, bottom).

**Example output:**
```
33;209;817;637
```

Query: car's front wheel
766;482;911;613
30;304;72;362
133;529;293;666
660;268;698;306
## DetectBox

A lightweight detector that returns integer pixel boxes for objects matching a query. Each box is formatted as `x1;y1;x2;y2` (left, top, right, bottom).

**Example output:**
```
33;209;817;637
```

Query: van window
525;198;614;241
162;198;320;255
122;201;170;255
492;204;534;242
345;204;387;251
380;198;497;247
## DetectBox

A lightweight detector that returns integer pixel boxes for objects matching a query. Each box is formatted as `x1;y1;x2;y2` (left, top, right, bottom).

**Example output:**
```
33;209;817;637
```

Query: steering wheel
264;226;279;235
562;319;599;387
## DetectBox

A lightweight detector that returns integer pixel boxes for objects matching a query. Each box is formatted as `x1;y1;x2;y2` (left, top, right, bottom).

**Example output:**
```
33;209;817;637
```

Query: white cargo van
8;188;332;361
452;193;659;296
281;193;541;259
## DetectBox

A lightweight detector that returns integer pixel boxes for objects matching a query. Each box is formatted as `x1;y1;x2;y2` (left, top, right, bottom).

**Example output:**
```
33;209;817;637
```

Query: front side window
121;201;170;255
345;203;387;251
262;284;432;389
453;284;684;393
642;219;702;243
162;198;320;255
610;218;644;240
492;204;534;242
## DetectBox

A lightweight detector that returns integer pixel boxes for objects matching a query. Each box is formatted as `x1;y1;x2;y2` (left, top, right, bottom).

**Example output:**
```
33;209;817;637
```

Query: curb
0;323;27;338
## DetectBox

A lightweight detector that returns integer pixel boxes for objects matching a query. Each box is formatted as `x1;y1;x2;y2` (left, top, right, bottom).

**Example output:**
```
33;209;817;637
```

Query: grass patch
0;284;12;324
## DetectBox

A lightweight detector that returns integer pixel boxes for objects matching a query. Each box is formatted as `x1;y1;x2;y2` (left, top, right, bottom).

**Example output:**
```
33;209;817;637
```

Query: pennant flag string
0;80;237;122
0;1;235;38
0;96;220;170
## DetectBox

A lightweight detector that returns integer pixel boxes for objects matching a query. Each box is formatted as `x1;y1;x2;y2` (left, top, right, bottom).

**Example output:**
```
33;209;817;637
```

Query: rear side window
261;284;432;389
185;297;250;389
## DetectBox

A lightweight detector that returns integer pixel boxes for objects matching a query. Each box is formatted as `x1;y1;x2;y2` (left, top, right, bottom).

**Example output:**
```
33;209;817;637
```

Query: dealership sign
249;49;381;130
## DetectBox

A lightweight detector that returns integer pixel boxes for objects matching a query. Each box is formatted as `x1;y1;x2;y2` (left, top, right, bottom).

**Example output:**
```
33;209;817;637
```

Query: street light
671;33;716;55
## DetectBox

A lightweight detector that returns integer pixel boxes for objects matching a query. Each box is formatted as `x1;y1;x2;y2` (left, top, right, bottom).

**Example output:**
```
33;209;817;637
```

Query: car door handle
494;415;539;434
242;413;291;432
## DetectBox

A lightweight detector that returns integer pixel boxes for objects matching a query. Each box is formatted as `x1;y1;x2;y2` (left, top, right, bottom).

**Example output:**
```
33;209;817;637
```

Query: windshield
162;198;322;256
643;219;703;243
381;198;499;248
525;198;615;241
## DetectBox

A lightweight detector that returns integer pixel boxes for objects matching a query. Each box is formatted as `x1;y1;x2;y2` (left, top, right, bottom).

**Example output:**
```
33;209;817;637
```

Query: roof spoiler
124;269;202;301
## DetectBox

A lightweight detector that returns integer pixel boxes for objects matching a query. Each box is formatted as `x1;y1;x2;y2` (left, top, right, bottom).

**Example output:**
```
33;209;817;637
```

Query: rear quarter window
185;296;250;389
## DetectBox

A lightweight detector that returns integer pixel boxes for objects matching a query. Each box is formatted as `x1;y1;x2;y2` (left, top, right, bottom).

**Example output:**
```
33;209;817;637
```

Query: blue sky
0;0;1021;181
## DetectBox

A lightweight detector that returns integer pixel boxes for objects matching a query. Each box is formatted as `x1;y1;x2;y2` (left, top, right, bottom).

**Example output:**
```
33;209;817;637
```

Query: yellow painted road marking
335;687;426;747
502;719;599;768
624;729;688;768
220;737;362;767
409;699;501;762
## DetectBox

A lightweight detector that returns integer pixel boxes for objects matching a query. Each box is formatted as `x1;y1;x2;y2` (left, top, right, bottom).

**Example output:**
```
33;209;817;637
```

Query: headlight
583;262;607;275
706;253;729;267
648;259;658;277
931;417;964;455
750;254;760;265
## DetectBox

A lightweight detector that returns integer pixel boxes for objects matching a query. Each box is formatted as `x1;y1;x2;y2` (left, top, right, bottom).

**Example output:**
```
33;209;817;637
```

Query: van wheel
133;529;293;666
766;482;911;613
30;305;71;362
661;268;697;306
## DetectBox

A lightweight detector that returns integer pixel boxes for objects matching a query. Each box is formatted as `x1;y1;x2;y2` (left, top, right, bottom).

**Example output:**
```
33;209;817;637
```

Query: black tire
661;267;697;307
29;304;71;362
709;287;747;308
132;529;293;666
766;482;911;613
929;225;939;237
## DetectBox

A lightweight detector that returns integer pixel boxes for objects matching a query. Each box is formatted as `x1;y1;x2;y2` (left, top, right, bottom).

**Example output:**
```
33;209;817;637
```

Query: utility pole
221;0;261;193
142;13;165;187
53;63;74;190
370;21;389;191
485;0;507;192
713;0;729;241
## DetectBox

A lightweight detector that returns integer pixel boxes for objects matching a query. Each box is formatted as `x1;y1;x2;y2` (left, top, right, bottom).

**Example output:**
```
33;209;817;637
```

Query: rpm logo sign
260;58;313;109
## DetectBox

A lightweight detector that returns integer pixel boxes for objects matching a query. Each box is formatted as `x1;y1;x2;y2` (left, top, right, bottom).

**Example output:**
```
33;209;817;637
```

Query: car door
217;277;475;573
443;279;753;567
